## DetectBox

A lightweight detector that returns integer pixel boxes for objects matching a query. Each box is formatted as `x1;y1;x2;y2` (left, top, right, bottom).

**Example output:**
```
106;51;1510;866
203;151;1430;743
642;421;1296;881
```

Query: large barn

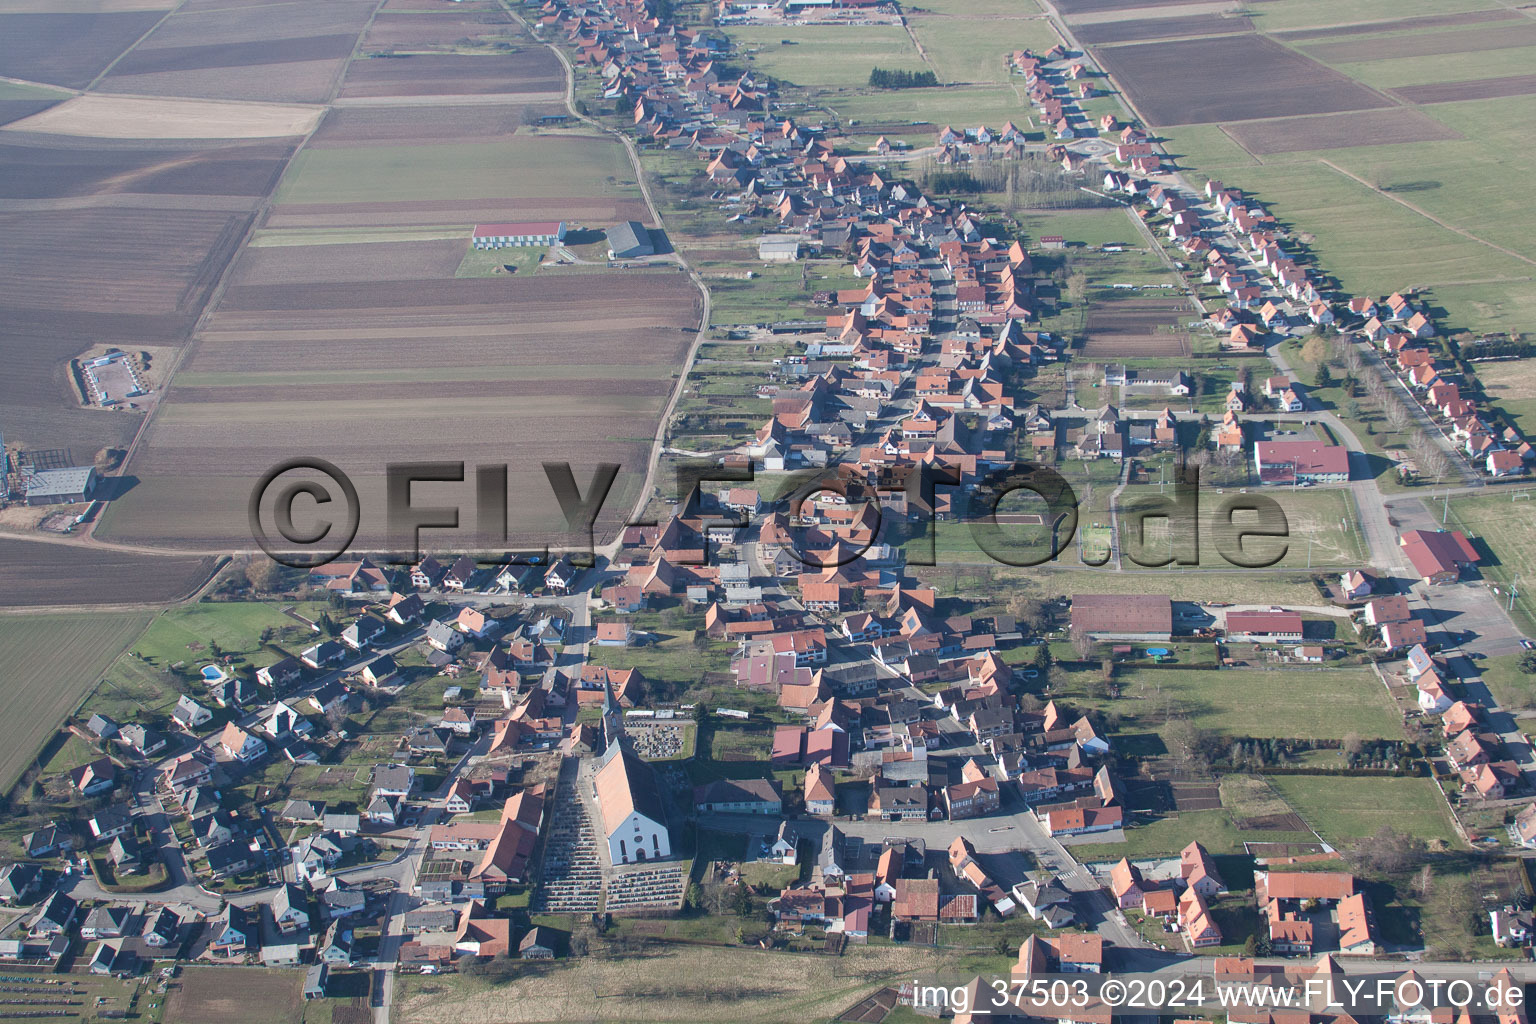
25;466;98;506
1070;593;1173;641
472;221;567;249
605;221;654;260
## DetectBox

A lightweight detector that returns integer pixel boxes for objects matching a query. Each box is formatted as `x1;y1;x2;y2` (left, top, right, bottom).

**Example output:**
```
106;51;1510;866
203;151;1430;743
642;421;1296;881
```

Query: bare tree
1070;629;1097;661
1384;398;1414;433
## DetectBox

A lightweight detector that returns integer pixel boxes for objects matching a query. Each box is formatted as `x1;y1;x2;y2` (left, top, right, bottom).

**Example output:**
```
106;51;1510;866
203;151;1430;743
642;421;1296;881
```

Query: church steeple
601;676;625;754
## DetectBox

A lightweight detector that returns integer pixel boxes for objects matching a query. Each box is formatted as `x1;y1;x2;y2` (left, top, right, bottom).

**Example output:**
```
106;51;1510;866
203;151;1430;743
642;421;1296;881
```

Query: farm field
307;104;562;147
165;965;304;1024
94;0;375;103
1078;299;1192;358
1469;358;1536;439
1266;774;1458;847
99;266;701;550
1221;108;1462;156
1392;74;1536;105
273;136;639;206
0;610;153;793
1099;806;1312;860
1091;35;1391;127
339;52;564;99
818;85;1033;145
0;10;165;88
1121;666;1399;740
0;538;218;608
1074;14;1252;45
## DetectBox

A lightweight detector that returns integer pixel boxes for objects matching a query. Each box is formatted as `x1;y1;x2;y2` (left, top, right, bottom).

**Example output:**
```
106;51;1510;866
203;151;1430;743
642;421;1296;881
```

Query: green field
729;26;924;89
1095;806;1312;860
907;9;1060;85
823;85;1033;139
1447;492;1536;635
0;611;154;793
1267;774;1459;847
1124;666;1398;739
1014;485;1367;573
1245;0;1501;31
275;136;639;204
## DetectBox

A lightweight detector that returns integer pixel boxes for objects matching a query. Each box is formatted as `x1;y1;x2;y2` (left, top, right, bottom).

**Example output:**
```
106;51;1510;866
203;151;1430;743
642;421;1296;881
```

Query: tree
1163;716;1212;771
1342;732;1364;758
1315;363;1333;389
1345;826;1426;878
1518;650;1536;675
245;558;283;594
1066;271;1088;307
729;881;752;917
1070;630;1096;662
1301;336;1329;365
1033;643;1052;671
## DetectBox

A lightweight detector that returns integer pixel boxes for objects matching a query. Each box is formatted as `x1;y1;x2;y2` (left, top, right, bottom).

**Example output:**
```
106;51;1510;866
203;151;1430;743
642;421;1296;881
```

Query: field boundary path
503;3;713;556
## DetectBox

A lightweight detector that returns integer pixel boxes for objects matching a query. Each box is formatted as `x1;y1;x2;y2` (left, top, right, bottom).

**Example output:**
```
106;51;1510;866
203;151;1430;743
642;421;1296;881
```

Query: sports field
0;611;153;792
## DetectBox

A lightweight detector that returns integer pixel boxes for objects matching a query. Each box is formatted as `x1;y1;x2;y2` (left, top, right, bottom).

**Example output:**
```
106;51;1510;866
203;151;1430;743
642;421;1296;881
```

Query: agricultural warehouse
25;466;98;506
1070;594;1173;641
606;221;654;260
473;221;567;248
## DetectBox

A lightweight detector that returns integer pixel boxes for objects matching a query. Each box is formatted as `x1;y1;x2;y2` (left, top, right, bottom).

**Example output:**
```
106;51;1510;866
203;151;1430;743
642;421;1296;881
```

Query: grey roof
605;220;655;257
281;799;325;822
26;466;95;499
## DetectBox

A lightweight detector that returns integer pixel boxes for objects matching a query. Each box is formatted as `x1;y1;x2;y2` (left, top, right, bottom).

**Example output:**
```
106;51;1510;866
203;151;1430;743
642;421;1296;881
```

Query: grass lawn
1475;653;1536;718
1266;774;1459;848
0;611;154;793
41;732;100;776
275;136;639;205
1091;807;1313;860
1447;492;1536;636
702;261;827;326
586;622;733;703
944;565;1327;607
822;85;1032;138
455;244;544;278
1121;666;1398;739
